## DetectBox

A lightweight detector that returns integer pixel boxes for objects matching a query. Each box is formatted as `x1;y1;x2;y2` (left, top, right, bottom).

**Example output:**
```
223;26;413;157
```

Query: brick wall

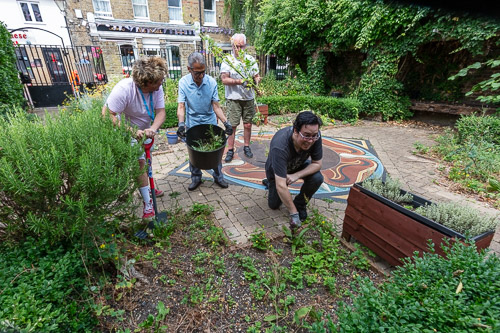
180;43;196;76
63;0;232;77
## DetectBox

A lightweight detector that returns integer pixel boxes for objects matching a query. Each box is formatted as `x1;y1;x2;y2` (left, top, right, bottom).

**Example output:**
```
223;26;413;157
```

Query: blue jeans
189;162;224;183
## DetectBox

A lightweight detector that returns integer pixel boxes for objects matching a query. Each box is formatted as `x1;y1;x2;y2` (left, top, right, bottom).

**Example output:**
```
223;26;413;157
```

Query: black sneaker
214;179;229;188
243;146;253;158
298;209;308;222
224;149;234;163
262;178;269;189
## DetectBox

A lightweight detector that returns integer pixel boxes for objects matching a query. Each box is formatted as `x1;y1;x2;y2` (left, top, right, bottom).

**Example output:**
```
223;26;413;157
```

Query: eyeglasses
189;68;205;77
233;44;246;49
298;131;321;141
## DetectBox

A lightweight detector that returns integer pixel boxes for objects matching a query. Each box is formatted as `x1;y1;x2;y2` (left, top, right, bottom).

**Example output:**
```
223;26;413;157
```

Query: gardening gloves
290;212;301;229
177;122;186;138
223;121;233;136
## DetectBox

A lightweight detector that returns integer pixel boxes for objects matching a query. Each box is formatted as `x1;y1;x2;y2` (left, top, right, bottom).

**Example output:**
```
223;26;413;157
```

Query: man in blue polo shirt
176;52;233;191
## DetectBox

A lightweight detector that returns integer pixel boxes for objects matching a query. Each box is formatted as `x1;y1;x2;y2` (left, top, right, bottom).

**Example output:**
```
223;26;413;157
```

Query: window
132;0;149;19
20;2;43;22
92;0;112;18
168;0;182;22
168;46;181;79
120;45;135;76
203;0;216;25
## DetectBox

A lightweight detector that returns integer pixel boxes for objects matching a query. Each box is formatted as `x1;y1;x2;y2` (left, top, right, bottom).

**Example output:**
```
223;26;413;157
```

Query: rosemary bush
361;177;413;204
0;107;142;246
415;203;499;237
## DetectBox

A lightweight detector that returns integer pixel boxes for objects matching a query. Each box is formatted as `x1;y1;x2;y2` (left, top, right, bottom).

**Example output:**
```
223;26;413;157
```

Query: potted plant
255;104;268;125
342;177;499;266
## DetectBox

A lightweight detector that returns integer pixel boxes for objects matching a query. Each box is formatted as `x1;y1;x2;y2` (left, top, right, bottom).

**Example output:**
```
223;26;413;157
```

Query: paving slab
149;119;499;274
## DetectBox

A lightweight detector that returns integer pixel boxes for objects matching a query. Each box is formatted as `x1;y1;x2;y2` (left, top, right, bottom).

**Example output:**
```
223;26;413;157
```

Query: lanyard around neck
138;88;155;121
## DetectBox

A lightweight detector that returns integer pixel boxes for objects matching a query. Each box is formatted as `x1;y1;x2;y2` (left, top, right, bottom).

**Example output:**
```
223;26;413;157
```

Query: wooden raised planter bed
341;182;495;266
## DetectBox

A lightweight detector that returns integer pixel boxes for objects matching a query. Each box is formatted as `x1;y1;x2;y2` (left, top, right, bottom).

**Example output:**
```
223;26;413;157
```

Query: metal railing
15;44;107;87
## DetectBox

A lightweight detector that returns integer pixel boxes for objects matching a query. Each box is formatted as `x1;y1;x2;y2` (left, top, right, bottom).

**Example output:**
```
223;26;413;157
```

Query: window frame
203;0;217;26
168;0;183;23
132;0;150;20
19;1;43;23
92;0;113;18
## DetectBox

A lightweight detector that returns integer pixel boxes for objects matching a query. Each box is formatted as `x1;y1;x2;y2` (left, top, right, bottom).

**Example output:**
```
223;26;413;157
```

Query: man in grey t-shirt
264;111;324;229
221;33;261;162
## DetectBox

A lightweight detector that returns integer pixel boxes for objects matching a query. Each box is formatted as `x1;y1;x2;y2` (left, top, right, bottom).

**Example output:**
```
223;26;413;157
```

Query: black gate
15;44;108;108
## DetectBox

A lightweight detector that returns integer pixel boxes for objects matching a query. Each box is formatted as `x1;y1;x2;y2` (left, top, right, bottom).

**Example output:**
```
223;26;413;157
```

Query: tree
0;21;25;114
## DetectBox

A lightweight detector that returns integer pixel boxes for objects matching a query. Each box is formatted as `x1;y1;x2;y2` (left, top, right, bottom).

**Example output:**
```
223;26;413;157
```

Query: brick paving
150;119;499;273
32;106;499;272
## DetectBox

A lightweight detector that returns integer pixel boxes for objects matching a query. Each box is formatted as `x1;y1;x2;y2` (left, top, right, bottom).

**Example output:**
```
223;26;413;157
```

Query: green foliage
0;22;25;114
257;70;313;97
449;58;500;106
456;114;500;146
0;107;142;247
162;102;179;128
257;0;500;120
415;202;499;237
257;95;360;123
356;59;412;120
432;115;500;200
307;53;328;95
0;238;96;331
192;125;225;152
250;228;272;251
336;241;500;332
361;177;414;204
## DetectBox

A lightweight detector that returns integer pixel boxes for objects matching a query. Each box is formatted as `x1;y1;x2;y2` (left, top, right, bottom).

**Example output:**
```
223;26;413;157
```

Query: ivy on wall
235;0;500;119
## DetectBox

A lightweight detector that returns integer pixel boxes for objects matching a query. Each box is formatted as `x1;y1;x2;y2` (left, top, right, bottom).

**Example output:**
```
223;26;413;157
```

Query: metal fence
121;46;182;80
15;44;108;107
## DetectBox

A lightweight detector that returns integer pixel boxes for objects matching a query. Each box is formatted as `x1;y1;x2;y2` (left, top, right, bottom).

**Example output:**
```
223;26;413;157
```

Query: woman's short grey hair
188;52;206;67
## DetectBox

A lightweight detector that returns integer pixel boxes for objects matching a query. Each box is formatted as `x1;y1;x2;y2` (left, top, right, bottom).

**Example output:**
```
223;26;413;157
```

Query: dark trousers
190;162;224;183
266;162;324;210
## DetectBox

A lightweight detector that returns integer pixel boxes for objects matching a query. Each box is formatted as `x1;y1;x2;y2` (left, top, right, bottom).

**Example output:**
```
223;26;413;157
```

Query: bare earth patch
93;204;385;332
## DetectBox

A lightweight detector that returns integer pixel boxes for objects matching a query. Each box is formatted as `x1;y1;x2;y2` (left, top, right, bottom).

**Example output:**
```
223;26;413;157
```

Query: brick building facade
64;0;235;78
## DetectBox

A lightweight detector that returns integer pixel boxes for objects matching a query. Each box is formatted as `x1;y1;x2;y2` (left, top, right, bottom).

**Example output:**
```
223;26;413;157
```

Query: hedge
161;102;179;128
257;95;360;123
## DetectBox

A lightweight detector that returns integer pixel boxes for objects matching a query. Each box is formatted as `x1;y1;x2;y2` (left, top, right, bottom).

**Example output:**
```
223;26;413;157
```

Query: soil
94;209;386;332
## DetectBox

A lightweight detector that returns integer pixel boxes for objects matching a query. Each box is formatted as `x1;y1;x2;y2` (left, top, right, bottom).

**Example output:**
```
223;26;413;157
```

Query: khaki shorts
226;99;255;127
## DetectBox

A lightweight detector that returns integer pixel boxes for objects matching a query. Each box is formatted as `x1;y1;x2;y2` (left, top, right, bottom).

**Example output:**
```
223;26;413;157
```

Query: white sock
139;186;152;207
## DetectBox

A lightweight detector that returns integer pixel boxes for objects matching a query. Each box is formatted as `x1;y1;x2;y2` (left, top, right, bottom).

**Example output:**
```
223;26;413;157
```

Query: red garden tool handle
143;137;155;191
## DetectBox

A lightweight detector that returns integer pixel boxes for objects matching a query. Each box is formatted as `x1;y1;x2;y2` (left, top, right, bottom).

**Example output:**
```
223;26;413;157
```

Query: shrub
415;202;499;237
257;95;359;123
258;70;313;97
0;238;96;331
161;102;179;129
337;241;500;332
0;22;25;114
0;107;142;246
361;177;413;204
456;114;500;146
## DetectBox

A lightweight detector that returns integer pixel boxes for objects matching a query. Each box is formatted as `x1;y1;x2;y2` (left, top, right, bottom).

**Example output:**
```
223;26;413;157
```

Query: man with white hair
221;33;261;163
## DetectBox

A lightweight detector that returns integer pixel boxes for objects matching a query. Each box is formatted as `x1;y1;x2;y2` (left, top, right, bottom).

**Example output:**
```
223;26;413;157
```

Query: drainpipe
198;0;203;51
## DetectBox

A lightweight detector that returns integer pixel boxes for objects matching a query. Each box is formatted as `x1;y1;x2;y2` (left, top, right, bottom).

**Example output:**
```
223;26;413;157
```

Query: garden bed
93;205;384;332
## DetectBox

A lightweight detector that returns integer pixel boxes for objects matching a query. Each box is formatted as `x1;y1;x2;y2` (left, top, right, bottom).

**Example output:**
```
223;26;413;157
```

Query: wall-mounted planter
342;182;495;266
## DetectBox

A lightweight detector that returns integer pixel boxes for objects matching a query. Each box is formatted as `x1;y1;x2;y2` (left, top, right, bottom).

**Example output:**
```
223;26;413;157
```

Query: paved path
147;120;499;271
